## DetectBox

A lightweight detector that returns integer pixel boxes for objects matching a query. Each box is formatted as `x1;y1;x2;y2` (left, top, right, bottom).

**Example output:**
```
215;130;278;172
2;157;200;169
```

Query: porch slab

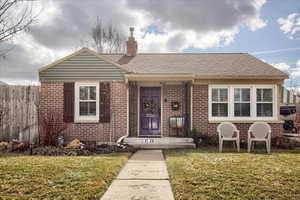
128;143;196;149
100;180;174;200
123;137;196;149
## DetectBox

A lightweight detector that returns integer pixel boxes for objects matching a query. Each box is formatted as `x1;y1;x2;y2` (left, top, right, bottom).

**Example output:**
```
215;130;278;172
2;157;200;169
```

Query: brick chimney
126;27;138;56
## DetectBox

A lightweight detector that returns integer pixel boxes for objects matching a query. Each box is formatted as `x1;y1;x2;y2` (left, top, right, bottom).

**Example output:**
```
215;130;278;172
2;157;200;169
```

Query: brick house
39;28;288;148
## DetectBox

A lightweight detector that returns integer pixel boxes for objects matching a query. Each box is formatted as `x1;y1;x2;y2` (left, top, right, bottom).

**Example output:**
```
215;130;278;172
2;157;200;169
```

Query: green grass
164;148;300;200
0;153;130;200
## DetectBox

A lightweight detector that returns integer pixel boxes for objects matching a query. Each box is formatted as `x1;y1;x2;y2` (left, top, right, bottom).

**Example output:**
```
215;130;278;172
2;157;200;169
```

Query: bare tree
90;17;126;53
0;0;38;53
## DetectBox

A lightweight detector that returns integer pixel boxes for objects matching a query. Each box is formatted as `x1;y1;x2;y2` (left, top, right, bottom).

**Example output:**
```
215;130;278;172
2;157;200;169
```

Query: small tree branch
90;17;125;53
0;0;39;55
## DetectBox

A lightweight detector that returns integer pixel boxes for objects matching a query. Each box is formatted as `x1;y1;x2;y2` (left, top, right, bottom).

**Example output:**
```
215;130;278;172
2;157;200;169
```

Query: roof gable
39;48;127;82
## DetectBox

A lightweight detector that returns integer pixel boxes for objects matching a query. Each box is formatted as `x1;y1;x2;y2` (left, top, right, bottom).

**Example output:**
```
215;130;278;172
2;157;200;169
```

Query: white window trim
209;84;277;121
232;87;251;118
75;82;99;122
211;87;229;118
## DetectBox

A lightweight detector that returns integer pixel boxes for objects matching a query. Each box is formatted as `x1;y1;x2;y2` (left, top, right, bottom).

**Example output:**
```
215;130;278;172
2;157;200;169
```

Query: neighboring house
39;28;288;147
280;86;300;105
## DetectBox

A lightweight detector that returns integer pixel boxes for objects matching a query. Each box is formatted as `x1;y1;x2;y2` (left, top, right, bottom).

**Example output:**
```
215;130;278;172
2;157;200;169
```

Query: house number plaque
144;138;154;144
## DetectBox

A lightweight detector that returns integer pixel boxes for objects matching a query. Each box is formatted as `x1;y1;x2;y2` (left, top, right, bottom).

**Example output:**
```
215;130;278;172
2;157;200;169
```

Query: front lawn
0;153;129;199
165;148;300;200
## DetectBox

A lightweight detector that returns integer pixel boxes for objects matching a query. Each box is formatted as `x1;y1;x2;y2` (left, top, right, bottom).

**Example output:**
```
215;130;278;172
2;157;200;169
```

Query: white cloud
271;62;291;71
278;13;300;39
297;60;300;67
290;60;300;77
0;0;268;82
128;0;267;52
252;47;300;55
291;68;300;77
244;0;268;31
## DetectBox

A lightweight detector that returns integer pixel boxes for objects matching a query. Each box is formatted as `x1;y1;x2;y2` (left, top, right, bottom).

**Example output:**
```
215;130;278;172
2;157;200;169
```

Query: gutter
124;74;195;83
124;73;288;83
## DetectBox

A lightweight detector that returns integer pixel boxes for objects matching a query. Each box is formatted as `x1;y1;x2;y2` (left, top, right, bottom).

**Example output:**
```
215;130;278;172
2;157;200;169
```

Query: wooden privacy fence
0;85;40;143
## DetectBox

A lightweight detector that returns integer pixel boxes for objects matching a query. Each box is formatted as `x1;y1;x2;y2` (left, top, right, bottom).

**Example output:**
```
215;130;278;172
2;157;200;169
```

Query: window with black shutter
74;82;99;122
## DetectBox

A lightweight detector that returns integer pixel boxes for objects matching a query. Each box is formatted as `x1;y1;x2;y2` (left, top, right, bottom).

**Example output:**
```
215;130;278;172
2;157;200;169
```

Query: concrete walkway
101;150;175;200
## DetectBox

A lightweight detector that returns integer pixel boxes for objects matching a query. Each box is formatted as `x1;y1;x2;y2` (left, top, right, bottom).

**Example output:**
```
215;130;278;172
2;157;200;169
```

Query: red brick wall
162;85;186;137
41;82;282;143
192;84;283;140
40;81;127;143
192;85;209;134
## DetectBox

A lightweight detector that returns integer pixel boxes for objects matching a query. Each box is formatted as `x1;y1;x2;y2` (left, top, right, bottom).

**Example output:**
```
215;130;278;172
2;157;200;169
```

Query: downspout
126;83;129;137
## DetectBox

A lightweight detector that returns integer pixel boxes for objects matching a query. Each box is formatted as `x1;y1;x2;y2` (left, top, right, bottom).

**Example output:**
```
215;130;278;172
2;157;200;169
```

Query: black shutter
63;82;74;123
99;82;111;123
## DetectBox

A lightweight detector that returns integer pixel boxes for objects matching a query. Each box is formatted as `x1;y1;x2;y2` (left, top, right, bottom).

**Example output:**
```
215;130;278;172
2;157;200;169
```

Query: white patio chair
248;122;271;154
217;122;240;153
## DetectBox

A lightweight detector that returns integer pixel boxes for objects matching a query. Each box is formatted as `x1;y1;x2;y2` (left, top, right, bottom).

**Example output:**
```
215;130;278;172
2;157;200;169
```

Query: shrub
30;144;136;156
40;112;68;146
272;136;300;149
189;129;218;147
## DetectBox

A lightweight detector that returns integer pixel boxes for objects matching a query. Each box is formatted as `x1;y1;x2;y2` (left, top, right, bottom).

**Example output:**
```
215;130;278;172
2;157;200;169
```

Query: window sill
209;120;284;124
74;120;99;124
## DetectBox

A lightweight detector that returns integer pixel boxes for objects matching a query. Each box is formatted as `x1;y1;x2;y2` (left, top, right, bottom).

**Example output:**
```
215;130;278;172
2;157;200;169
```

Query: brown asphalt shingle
101;53;288;78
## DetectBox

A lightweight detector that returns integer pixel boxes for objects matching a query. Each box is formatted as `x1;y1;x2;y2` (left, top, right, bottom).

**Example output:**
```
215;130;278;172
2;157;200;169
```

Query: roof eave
125;73;288;80
124;74;195;82
194;75;289;80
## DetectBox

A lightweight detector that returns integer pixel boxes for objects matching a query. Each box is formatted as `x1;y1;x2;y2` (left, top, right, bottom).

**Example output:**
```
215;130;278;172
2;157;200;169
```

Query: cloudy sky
0;0;300;87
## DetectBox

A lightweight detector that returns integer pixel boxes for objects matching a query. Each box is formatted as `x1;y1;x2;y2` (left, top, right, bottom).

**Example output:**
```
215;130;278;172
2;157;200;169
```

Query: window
211;88;228;117
79;86;96;116
256;88;273;117
234;88;250;117
209;85;276;121
75;82;99;121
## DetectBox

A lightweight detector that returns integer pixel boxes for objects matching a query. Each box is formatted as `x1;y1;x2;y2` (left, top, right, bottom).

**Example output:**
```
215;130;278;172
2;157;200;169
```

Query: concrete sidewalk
101;150;175;200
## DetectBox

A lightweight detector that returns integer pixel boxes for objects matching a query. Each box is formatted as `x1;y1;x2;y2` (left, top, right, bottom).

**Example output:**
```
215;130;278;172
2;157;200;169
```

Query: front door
140;87;161;136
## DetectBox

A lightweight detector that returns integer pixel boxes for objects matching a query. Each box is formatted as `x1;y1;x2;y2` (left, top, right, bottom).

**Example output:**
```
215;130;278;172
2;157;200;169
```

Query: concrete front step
128;143;196;149
123;137;195;149
124;137;194;144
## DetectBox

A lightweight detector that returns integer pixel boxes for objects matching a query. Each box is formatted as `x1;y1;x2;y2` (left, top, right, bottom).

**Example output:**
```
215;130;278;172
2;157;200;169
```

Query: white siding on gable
39;51;126;82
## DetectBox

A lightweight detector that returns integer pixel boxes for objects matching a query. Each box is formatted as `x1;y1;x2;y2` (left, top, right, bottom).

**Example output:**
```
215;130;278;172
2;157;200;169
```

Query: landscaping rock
66;139;82;149
6;140;26;152
0;141;9;152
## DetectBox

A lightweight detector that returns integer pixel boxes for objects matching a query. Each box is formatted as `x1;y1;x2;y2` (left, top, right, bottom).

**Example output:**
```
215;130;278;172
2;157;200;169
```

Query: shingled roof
101;53;288;79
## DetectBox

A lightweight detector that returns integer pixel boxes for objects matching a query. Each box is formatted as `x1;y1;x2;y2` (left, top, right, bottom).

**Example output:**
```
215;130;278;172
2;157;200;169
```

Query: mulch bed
0;144;137;156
